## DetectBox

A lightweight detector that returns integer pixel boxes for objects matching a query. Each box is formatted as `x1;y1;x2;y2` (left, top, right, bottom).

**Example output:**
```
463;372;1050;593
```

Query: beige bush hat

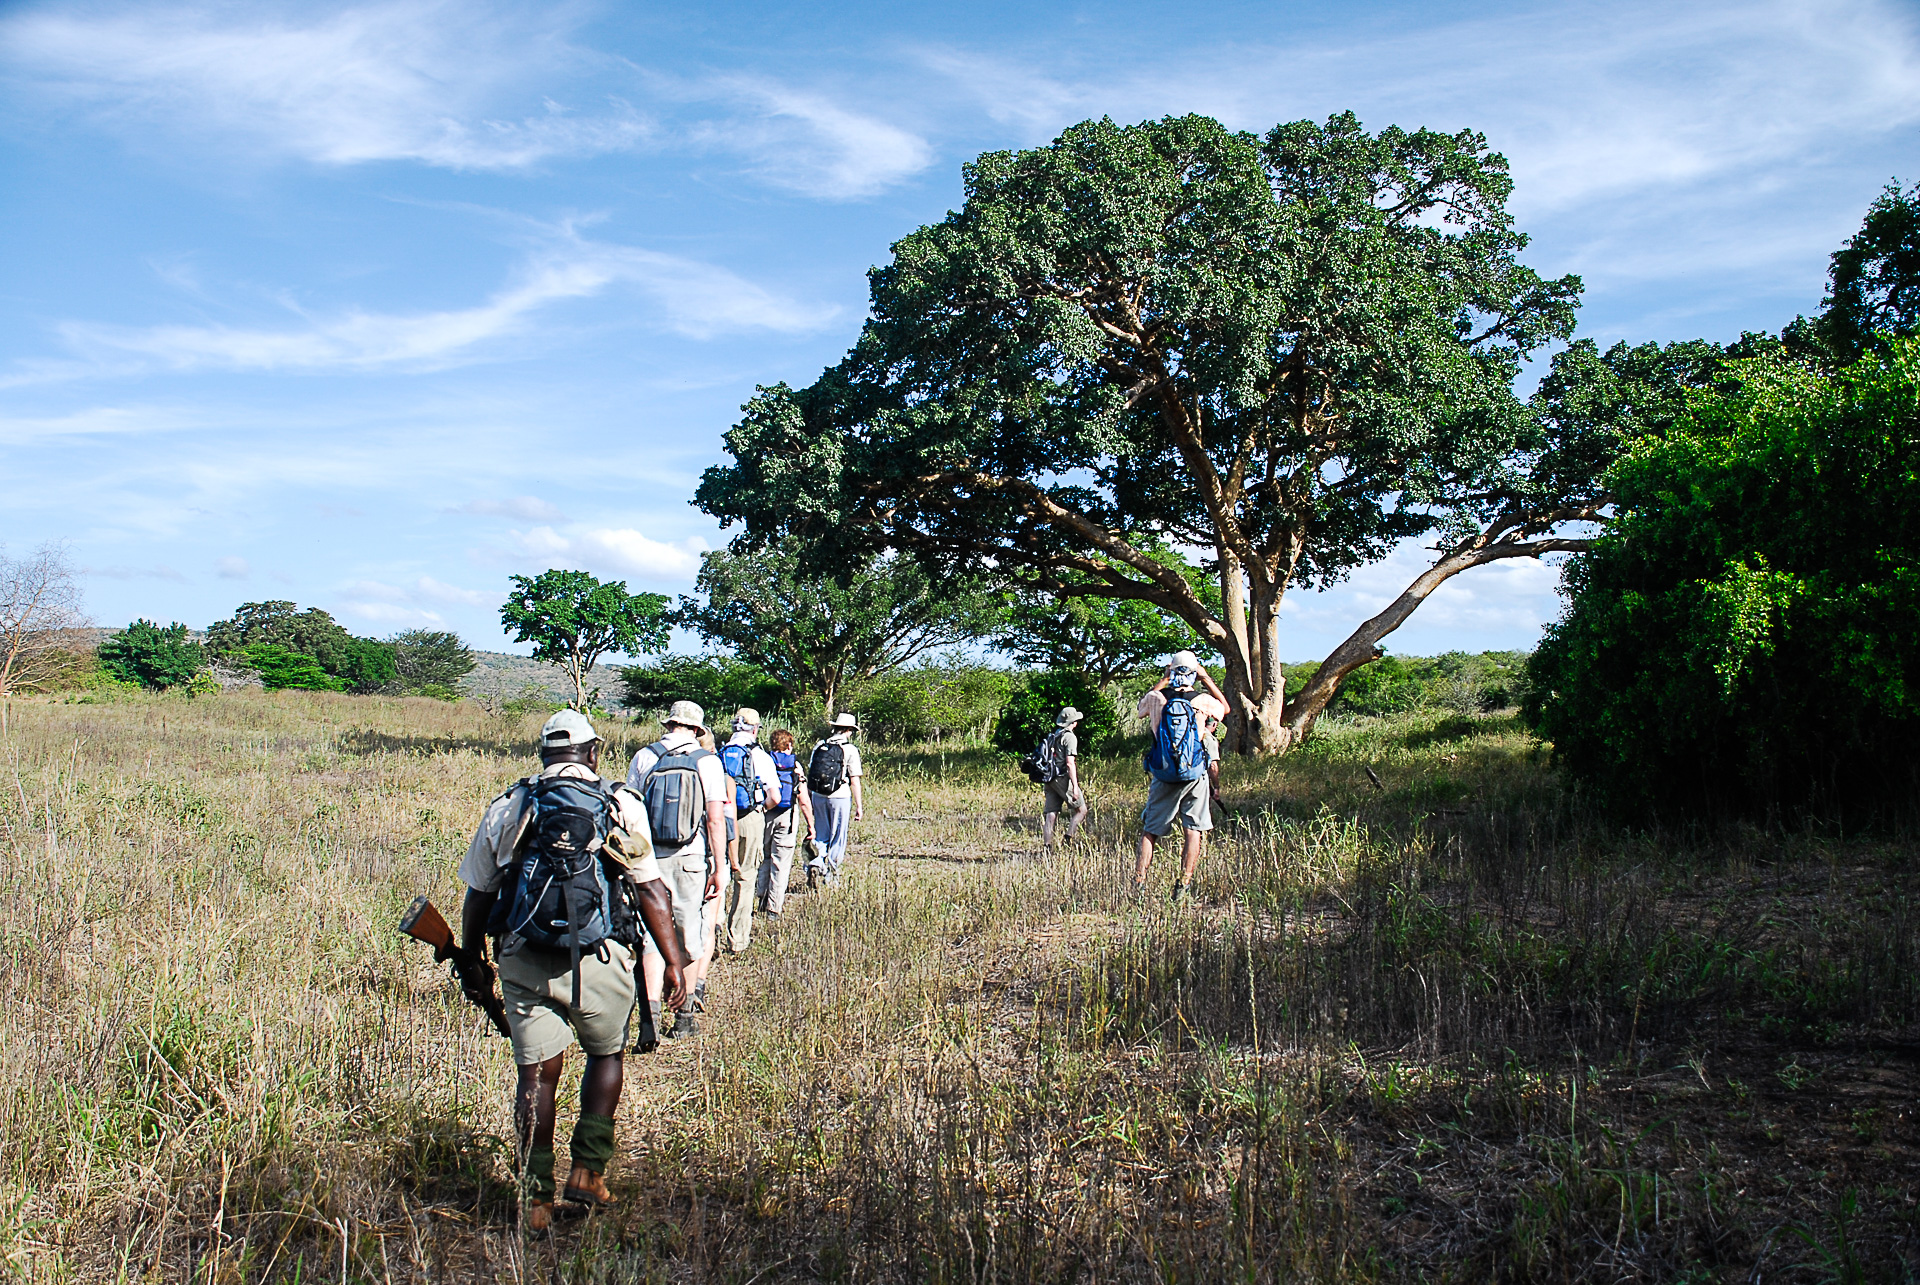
733;706;762;731
541;708;600;747
1168;650;1201;672
1055;707;1084;727
664;699;708;734
830;711;859;730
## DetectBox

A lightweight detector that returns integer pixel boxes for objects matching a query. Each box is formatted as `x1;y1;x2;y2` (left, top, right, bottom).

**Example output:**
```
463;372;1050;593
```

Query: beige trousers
723;808;766;953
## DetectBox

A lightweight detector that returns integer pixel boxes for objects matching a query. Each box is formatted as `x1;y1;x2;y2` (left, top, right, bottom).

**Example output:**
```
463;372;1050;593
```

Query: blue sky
3;0;1917;662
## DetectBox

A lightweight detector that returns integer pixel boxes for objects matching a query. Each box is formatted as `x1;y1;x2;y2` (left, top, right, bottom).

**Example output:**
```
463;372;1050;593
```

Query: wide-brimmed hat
830;711;859;730
1055;707;1084;727
664;699;709;734
541;708;600;748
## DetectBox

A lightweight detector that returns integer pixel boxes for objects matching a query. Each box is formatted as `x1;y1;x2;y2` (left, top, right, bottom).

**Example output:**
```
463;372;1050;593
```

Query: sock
522;1146;556;1201
570;1112;617;1175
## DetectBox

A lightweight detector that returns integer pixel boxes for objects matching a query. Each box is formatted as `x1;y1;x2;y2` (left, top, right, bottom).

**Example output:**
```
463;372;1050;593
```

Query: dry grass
1;691;1915;1282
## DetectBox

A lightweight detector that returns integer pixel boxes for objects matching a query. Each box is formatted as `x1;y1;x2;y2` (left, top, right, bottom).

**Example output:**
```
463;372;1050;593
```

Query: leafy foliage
993;545;1219;684
848;661;1014;744
97;620;204;691
389;630;475;694
242;643;346;692
991;671;1119;757
1525;340;1920;818
1801;180;1920;366
696;112;1594;752
1286;651;1530;717
616;654;785;720
205;601;395;693
674;546;1001;715
499;570;670;710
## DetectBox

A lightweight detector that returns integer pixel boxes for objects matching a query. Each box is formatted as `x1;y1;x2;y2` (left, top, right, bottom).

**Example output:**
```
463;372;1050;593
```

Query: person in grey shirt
1040;706;1089;851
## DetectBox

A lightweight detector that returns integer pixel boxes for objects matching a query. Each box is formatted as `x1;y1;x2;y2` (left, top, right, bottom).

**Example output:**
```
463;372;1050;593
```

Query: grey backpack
639;741;712;846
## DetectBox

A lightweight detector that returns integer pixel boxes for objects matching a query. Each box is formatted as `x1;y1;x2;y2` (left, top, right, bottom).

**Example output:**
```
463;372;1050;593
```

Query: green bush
1287;652;1531;717
206;601;394;693
97;620;204;691
242;643;345;692
1525;341;1920;819
992;670;1118;756
389;629;475;693
850;662;1013;744
616;654;784;720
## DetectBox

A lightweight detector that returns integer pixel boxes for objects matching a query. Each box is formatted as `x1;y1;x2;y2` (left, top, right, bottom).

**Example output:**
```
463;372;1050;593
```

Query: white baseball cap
1168;650;1201;672
540;708;600;748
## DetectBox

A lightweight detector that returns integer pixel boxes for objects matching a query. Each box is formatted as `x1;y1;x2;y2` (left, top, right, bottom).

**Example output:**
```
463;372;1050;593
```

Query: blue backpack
770;749;797;809
720;743;758;811
1144;689;1208;783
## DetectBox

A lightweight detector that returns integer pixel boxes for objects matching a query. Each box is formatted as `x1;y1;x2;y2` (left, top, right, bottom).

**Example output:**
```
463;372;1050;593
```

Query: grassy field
1;689;1915;1282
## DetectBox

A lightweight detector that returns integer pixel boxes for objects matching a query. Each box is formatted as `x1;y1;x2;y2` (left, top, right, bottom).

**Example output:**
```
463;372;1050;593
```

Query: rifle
397;895;512;1037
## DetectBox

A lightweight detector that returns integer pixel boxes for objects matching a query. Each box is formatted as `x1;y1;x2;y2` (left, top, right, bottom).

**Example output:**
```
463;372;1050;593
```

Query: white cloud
455;496;564;521
694;78;933;198
84;563;187;582
334;574;491;626
216;556;250;580
1;0;648;171
50;230;836;375
506;525;709;583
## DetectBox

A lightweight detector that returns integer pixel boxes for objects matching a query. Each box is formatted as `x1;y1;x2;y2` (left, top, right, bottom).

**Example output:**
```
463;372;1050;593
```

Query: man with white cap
718;707;781;953
1039;706;1090;851
626;700;729;1039
1133;651;1229;901
805;711;865;885
457;709;689;1231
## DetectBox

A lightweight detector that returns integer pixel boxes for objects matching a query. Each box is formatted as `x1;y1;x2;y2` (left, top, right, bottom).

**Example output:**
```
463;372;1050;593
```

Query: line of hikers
449;651;1222;1230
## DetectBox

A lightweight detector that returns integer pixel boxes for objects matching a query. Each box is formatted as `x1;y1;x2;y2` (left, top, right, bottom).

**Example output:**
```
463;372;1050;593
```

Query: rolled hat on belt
540;708;600;747
1055;706;1084;727
664;699;708;734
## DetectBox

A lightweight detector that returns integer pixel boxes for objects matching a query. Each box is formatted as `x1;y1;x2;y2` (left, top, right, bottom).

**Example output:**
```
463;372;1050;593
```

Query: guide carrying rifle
398;895;510;1036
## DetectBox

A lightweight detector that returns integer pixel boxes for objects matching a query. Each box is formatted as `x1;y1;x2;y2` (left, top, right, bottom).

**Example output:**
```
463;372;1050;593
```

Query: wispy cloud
85;563;187;583
692;77;933;199
216;557;250;580
454;496;564;522
1;0;647;171
335;574;491;625
502;525;709;584
46;229;836;376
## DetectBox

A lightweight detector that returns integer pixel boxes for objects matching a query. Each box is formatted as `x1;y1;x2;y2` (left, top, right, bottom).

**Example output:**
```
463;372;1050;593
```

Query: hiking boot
1170;882;1191;904
562;1165;617;1209
807;866;820;891
669;1011;700;1039
523;1200;555;1234
692;980;708;1013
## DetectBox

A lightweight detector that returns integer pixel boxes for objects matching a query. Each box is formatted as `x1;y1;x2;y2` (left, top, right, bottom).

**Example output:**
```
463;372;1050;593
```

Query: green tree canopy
205;600;395;693
992;670;1119;757
97;620;204;691
615;654;785;720
695;113;1592;755
243;643;345;692
674;546;1002;715
993;544;1219;685
389;629;476;694
1798;179;1920;366
500;569;671;709
1524;339;1920;820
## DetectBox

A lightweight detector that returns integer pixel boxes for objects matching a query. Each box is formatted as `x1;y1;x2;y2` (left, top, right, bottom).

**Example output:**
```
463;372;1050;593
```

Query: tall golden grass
1;690;1914;1282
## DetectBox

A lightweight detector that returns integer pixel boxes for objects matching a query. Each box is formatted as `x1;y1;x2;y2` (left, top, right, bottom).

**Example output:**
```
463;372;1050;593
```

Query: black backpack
807;740;847;795
489;774;621;1010
1020;730;1067;784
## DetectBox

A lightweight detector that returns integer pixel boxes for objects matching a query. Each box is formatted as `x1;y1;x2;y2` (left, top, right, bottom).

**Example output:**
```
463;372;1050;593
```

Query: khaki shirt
459;762;663;894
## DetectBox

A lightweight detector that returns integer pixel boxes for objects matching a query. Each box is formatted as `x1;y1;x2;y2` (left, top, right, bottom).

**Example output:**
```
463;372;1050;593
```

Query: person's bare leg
564;1054;624;1204
642;950;664;1003
1042;808;1057;849
1068;796;1089;839
1179;827;1205;882
1133;833;1157;885
515;1054;564;1223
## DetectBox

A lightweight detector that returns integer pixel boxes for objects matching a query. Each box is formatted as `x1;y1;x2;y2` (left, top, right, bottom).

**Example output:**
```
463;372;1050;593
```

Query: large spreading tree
695;113;1599;754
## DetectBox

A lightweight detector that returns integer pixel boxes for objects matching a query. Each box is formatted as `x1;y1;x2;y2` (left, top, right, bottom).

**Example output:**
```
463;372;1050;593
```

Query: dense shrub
1525;341;1920;819
207;601;394;693
617;654;784;720
1285;652;1530;716
992;670;1118;756
242;643;345;692
849;662;1013;743
97;620;204;691
389;629;475;693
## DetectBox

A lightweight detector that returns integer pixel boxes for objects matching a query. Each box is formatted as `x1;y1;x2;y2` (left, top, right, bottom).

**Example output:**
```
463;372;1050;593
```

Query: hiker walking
1037;706;1089;851
456;710;689;1231
806;711;864;886
1132;651;1229;902
757;727;814;916
625;701;729;1040
719;707;781;953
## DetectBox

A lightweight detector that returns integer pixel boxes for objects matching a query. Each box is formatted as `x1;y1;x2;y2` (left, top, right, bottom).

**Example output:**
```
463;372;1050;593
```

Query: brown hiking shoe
523;1200;554;1234
562;1165;616;1208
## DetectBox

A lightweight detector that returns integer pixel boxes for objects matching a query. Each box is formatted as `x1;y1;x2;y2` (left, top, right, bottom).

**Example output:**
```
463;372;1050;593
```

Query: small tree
206;600;394;693
500;569;671;709
389;629;476;693
992;671;1119;756
615;654;784;720
675;546;1002;716
243;643;345;691
98;620;204;690
0;543;89;696
993;545;1219;685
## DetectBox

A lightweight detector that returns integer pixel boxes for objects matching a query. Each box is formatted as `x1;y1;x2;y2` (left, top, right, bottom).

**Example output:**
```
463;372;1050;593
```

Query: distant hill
460;650;628;707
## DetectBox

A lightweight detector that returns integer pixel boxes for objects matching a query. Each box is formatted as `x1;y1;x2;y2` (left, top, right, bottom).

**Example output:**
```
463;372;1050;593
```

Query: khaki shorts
1043;779;1083;816
498;938;636;1066
641;842;713;961
1141;773;1213;835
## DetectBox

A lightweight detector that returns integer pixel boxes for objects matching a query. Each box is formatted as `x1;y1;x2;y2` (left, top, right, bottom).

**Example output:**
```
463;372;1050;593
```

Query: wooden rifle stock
398;895;512;1038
